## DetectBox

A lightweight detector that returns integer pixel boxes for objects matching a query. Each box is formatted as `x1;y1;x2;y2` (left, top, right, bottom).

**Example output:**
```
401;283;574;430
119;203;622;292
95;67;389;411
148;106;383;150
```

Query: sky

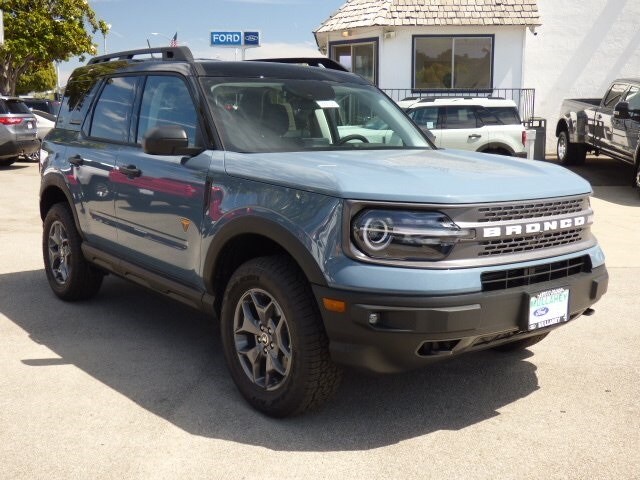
60;0;347;83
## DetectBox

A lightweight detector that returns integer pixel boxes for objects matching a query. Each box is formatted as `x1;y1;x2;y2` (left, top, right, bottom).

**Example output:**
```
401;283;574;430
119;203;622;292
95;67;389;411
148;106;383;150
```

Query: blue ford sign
211;31;242;47
243;31;260;47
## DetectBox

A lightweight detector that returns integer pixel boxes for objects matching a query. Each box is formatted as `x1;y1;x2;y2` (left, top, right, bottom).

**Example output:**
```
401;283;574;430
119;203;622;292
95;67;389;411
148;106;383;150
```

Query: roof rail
249;57;348;72
88;46;194;65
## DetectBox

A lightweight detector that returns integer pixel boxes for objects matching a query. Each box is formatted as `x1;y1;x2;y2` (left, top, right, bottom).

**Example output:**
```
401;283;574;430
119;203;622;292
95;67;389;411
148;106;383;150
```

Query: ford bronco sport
40;47;608;417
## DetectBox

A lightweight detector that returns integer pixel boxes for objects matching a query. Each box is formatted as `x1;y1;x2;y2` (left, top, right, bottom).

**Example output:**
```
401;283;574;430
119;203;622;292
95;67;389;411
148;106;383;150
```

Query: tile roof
315;0;541;33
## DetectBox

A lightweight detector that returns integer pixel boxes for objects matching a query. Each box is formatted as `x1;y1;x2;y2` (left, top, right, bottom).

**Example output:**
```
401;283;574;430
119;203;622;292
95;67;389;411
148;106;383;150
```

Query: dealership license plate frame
527;287;570;331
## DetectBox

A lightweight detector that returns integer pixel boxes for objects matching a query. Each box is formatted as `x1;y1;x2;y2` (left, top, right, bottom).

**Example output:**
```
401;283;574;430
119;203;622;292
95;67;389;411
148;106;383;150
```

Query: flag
170;32;178;47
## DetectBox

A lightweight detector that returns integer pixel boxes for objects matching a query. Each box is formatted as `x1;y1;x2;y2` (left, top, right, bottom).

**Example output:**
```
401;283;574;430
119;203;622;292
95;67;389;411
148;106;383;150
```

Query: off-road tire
557;130;586;165
43;203;104;301
493;332;550;352
220;255;342;417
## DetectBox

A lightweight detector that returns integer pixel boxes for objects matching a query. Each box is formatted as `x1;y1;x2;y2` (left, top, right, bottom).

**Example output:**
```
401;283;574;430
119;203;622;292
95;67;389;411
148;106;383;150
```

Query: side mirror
614;101;630;119
143;125;189;155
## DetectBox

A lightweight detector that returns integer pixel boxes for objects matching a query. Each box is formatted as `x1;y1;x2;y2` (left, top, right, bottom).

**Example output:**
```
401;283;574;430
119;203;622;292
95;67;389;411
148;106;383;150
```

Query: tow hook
583;308;596;316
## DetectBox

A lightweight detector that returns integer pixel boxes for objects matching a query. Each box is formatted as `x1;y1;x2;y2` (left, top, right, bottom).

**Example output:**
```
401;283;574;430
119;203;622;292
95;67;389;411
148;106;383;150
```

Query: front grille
477;198;586;223
481;256;591;292
479;228;584;256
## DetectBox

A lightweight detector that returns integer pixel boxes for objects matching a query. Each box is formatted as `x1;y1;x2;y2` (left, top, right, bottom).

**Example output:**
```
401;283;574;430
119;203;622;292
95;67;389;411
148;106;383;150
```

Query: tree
0;0;108;95
15;62;56;95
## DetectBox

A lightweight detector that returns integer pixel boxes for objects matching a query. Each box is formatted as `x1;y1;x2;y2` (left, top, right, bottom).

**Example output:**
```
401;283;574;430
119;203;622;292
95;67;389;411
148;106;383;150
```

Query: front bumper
313;265;608;373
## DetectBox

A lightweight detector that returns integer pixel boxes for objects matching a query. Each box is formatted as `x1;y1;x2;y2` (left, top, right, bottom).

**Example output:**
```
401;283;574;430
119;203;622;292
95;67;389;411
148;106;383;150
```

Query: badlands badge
180;218;191;232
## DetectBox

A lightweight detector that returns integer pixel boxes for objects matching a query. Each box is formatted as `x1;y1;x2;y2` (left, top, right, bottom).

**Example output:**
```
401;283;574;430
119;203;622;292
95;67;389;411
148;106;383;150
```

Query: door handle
69;155;84;167
119;165;142;178
468;134;482;139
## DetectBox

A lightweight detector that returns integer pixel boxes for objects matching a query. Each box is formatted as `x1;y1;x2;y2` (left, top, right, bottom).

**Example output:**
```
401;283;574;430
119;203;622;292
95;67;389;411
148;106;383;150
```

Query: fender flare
202;215;328;292
39;173;84;237
477;141;516;155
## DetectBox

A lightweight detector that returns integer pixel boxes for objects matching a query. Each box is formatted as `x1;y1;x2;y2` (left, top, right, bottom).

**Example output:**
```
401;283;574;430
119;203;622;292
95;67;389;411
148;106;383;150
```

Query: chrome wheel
557;133;567;161
233;288;292;391
47;220;72;285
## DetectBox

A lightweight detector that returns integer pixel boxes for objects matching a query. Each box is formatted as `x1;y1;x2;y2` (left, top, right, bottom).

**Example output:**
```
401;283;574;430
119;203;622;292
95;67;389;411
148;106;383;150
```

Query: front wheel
42;203;104;300
220;255;341;417
557;130;586;165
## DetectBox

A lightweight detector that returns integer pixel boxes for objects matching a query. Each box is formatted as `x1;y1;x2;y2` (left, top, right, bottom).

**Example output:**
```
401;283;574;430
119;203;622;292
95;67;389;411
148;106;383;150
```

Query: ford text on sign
211;31;242;46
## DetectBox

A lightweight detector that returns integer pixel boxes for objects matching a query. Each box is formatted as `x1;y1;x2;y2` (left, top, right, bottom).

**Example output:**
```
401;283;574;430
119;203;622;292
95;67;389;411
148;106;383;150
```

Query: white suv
400;97;527;157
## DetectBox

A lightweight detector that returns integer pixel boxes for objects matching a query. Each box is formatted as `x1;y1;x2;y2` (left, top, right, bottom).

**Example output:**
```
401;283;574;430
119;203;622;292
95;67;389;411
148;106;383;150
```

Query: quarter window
413;36;493;90
89;76;138;142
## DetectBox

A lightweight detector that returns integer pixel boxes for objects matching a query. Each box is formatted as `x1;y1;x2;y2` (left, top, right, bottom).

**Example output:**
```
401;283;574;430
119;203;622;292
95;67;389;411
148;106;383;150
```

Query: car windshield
201;78;432;153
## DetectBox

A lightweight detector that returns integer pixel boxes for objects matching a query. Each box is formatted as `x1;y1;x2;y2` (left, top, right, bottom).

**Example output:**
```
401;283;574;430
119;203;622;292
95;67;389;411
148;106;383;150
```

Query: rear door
70;76;139;250
440;106;485;150
113;74;210;287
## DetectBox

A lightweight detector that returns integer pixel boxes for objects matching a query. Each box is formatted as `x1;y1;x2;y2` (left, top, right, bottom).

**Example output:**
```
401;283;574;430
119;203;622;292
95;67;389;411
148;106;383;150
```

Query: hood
224;148;592;203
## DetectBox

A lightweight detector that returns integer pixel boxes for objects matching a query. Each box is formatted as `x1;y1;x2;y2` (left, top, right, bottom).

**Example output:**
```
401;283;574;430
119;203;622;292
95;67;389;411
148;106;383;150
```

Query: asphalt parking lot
1;157;639;480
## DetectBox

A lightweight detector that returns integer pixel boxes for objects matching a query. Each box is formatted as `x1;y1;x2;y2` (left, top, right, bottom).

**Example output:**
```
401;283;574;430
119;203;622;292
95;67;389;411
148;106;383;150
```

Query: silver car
0;97;39;167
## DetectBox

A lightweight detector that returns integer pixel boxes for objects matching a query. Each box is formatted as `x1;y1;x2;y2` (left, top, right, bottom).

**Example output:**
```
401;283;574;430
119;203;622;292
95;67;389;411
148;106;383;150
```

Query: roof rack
249;57;348;72
88;46;194;65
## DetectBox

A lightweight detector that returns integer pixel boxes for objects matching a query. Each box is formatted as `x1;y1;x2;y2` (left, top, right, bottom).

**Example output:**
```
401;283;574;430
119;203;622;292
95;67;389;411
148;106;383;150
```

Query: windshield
200;78;432;153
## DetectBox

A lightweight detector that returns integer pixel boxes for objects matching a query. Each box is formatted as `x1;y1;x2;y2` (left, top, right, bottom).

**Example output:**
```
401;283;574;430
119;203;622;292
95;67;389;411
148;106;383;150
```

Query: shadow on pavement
543;155;639;206
1;269;539;451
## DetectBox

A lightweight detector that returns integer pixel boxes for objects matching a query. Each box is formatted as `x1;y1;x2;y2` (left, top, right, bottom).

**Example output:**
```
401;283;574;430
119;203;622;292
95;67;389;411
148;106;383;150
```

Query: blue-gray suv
40;47;608;417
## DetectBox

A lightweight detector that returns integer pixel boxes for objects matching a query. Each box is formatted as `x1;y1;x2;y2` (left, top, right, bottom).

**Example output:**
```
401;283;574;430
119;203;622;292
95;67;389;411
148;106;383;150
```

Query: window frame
329;37;379;86
602;83;629;109
411;34;495;92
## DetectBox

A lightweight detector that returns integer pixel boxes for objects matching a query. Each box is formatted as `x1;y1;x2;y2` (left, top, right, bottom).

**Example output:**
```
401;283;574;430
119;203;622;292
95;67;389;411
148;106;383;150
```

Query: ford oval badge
534;307;549;317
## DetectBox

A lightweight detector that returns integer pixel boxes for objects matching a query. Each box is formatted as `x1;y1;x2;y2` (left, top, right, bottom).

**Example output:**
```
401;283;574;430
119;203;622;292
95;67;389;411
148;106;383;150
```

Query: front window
201;78;431;153
413;36;493;90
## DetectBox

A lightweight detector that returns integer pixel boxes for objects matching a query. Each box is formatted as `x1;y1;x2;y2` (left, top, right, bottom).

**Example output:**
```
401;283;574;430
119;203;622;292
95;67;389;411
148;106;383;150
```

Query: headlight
351;209;475;261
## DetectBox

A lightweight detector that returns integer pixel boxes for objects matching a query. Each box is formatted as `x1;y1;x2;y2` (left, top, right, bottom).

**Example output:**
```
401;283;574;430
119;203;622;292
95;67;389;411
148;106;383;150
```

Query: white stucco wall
523;0;640;153
319;26;526;92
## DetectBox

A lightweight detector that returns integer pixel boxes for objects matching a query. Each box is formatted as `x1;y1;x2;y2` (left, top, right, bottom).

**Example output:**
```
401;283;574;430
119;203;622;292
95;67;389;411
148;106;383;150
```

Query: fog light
368;313;380;325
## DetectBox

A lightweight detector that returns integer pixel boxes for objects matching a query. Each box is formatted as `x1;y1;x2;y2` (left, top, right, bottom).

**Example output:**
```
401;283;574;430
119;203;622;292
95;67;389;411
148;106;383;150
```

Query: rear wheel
557;130;586;165
43;203;104;300
220;255;341;417
493;332;549;352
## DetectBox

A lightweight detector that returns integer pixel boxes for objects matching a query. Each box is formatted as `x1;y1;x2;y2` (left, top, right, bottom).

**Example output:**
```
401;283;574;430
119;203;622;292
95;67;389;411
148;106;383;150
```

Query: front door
113;75;209;287
611;85;640;162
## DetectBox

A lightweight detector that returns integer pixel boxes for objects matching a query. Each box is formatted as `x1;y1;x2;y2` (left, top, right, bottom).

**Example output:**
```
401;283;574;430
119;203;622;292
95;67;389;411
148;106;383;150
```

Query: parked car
0;97;39;167
556;78;640;187
401;97;527;157
32;109;56;140
40;46;607;417
21;97;60;115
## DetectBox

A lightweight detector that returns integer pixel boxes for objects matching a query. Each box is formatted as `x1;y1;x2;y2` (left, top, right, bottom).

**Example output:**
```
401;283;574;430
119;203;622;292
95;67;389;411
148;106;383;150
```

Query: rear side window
89;76;138;142
444;106;478;129
1;100;31;114
409;107;440;129
477;106;522;125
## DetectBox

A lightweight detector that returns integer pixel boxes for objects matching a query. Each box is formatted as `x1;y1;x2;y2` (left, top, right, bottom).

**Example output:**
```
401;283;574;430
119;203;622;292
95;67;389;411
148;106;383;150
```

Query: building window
413;36;493;90
330;39;378;85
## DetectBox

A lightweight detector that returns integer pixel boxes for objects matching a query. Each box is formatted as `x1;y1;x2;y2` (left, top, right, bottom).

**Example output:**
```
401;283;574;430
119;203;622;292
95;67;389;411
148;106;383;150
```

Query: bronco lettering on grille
482;216;588;238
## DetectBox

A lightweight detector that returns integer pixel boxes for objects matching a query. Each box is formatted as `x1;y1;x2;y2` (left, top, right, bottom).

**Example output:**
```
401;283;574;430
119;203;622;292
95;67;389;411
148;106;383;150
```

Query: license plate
528;287;569;330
